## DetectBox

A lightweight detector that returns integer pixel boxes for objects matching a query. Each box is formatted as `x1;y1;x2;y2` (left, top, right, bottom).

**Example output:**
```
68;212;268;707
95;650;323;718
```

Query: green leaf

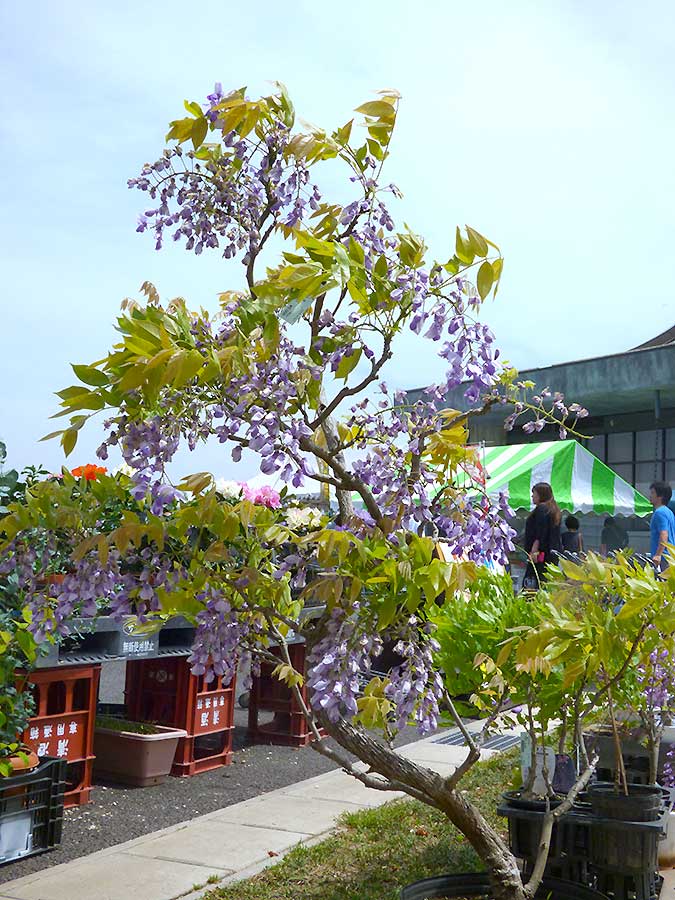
477;261;494;300
173;350;204;388
61;391;105;411
335;347;362;380
466;226;489;257
176;472;213;494
455;227;474;265
378;595;398;628
398;230;426;268
184;99;203;117
191;117;208;150
119;364;150;393
335;119;353;144
166;116;196;144
71;364;109;387
61;429;78;457
272;81;295;128
355;100;396;119
40;429;65;442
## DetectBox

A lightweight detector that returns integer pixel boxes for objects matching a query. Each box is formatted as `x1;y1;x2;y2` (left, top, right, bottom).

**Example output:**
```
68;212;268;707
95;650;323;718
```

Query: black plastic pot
400;872;608;899
502;789;563;811
588;782;662;822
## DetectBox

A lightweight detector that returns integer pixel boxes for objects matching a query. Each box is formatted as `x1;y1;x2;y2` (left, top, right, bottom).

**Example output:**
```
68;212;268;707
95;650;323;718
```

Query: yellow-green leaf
355;100;396;119
61;429;78;457
477;261;494;300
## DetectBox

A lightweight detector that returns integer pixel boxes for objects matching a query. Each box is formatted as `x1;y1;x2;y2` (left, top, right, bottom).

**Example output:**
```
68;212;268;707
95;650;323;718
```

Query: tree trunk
316;714;528;900
319;410;354;524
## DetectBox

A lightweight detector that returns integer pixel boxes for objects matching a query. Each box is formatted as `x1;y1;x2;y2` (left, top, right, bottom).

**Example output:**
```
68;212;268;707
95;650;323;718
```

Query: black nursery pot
501;790;564;811
588;782;663;822
400;873;608;899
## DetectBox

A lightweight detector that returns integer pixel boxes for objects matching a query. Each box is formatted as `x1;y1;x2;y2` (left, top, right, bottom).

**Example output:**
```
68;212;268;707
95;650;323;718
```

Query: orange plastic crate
125;658;235;776
247;642;323;748
21;664;101;807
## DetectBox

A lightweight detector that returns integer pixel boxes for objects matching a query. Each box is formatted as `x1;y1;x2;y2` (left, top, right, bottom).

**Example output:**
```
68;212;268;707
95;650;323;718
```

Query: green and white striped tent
460;440;651;517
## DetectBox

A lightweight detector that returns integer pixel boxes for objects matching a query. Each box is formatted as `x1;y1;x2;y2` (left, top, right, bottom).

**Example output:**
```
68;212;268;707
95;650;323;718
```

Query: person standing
561;515;584;553
523;482;563;587
600;516;628;557
649;481;675;570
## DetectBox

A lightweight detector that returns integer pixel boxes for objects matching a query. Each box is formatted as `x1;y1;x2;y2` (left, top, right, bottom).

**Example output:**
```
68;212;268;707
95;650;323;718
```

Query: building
407;326;675;550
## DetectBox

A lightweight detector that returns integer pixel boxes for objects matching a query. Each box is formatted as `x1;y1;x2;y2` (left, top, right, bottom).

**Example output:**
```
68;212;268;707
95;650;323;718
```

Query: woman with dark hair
523;482;563;587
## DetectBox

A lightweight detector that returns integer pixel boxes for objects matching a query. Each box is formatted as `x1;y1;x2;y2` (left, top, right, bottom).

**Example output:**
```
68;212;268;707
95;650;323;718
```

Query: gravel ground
1;669;427;884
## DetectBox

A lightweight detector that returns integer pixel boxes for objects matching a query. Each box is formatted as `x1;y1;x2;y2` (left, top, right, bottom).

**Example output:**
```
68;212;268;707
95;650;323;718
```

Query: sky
1;0;674;480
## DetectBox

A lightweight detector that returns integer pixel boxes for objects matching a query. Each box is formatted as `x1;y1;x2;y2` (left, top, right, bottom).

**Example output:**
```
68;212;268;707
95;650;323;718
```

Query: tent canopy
459;440;651;517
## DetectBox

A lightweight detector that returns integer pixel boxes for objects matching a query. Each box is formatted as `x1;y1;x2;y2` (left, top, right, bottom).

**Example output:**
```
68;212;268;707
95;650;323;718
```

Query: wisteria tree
1;84;623;899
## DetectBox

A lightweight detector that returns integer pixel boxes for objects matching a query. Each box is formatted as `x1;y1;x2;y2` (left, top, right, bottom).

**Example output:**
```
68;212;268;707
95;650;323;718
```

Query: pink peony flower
252;485;281;508
240;483;281;508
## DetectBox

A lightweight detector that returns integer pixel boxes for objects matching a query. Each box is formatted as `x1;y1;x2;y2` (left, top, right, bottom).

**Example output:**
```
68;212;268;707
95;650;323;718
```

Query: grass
204;749;518;900
95;715;160;735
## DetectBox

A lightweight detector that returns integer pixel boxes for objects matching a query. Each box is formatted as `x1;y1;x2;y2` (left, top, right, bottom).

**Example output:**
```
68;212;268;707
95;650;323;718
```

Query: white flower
215;479;243;500
114;463;135;478
286;506;323;530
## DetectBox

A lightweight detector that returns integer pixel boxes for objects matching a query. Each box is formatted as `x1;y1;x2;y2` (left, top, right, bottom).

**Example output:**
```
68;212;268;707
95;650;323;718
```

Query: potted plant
12;82;636;899
0;620;39;778
93;716;187;787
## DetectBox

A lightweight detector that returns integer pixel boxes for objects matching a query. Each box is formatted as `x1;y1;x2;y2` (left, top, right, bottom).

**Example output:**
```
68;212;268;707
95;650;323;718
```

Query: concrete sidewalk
0;729;497;900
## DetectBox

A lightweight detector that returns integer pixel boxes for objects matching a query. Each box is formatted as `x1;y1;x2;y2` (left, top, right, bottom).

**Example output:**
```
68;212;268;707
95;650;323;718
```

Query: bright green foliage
430;573;538;710
0;582;38;775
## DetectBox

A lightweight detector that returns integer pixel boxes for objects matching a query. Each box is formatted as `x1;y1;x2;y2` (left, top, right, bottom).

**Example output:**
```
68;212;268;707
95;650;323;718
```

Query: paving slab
209;792;361;835
280;767;404;807
126;818;310;870
399;740;496;767
660;867;675;895
0;852;226;900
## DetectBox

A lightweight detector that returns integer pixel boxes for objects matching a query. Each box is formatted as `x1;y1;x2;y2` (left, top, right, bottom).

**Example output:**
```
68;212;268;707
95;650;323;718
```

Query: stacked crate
21;664;100;807
125;658;236;776
247;641;321;747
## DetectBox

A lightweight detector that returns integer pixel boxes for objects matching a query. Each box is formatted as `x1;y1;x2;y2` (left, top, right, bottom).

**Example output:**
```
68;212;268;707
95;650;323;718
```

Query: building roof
632;325;675;350
407;337;675;420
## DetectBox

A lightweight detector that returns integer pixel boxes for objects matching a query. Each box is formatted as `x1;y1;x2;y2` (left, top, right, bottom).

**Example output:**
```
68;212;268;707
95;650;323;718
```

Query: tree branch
298;433;381;525
524;755;598;899
309;335;393;432
588;620;650;708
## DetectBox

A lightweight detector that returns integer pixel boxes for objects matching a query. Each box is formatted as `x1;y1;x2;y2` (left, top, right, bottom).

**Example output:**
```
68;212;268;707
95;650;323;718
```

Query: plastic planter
93;724;187;787
588;782;662;823
400;873;608;899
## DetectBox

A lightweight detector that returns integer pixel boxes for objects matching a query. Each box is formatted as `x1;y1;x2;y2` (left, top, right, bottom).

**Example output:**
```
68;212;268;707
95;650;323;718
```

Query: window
586;435;606;461
667;429;675;460
607;433;633;463
636;430;663;461
612;463;634;483
585;429;670;491
636;462;661;497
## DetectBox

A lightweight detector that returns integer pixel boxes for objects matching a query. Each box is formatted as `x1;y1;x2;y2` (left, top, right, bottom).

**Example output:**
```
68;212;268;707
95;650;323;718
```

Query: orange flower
71;464;108;481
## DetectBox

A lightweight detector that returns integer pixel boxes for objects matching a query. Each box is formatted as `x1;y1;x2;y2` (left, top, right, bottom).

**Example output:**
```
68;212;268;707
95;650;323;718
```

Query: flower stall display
2;81;668;899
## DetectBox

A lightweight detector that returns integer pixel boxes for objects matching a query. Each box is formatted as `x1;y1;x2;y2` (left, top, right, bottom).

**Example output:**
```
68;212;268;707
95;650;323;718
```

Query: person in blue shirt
649;481;675;570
